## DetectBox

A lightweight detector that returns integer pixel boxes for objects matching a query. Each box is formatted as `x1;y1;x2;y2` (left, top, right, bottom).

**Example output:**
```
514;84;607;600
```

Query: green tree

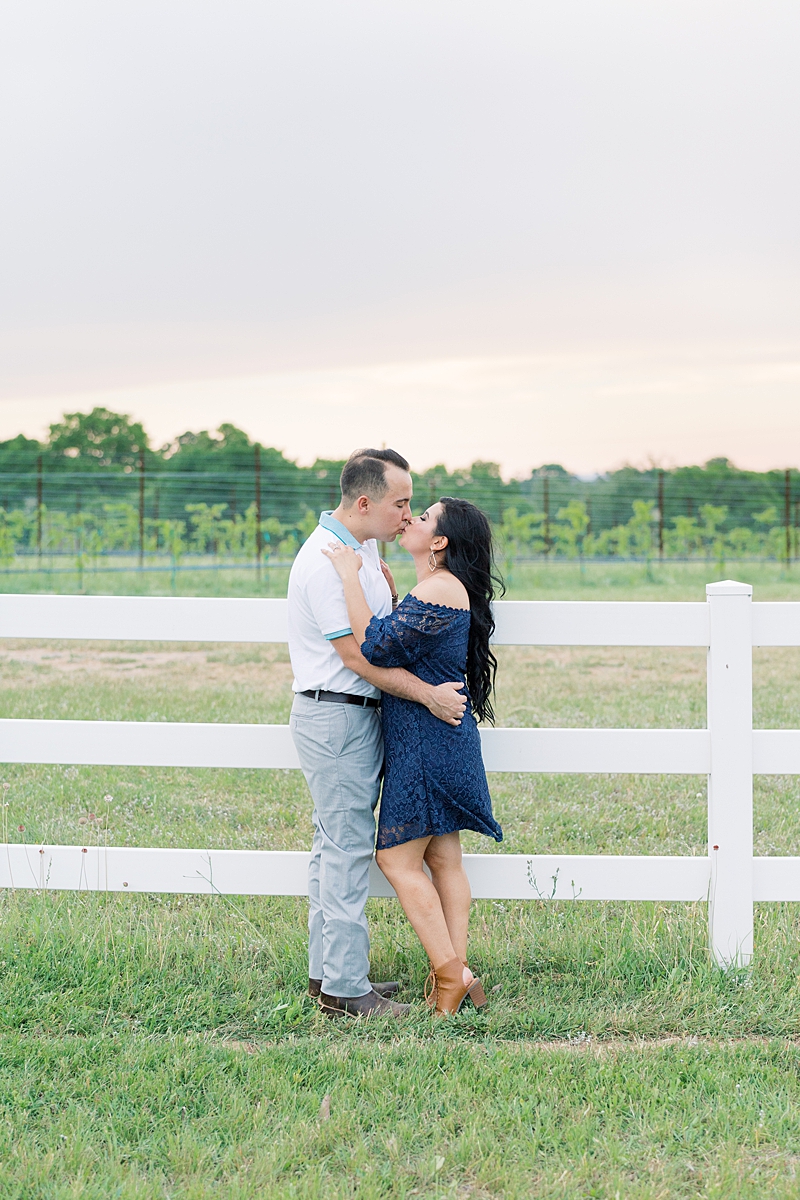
296;510;320;543
496;507;546;581
100;503;140;552
628;501;656;559
666;515;700;558
751;507;787;559
216;514;247;559
166;423;253;465
0;434;41;475
698;505;728;561
497;508;546;558
0;510;17;566
242;504;261;560
553;501;590;563
727;527;758;558
47;408;150;470
185;503;228;554
753;506;778;528
79;514;106;564
42;508;73;553
5;509;32;554
262;516;292;558
588;527;615;557
751;507;783;558
157;519;187;590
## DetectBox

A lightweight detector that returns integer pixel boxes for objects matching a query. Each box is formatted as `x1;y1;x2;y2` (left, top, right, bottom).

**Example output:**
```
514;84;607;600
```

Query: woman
322;496;503;1015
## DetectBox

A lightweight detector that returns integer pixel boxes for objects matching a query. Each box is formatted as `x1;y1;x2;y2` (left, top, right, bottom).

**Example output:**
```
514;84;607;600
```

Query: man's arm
332;635;466;726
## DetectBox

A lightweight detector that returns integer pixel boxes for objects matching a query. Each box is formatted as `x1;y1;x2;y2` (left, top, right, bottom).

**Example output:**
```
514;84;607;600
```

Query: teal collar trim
319;511;361;549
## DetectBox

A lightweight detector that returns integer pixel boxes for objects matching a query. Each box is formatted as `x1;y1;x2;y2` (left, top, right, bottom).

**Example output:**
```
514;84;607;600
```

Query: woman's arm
321;544;466;723
320;544;374;644
332;636;465;725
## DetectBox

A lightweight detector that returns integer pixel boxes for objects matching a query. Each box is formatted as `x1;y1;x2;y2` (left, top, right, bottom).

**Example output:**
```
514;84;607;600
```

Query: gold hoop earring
428;550;437;573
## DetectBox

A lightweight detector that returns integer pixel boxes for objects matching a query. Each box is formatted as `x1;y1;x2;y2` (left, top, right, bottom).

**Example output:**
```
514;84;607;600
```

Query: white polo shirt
288;511;393;698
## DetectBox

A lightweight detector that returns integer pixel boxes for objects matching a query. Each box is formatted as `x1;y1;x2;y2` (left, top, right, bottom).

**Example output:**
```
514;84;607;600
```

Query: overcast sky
1;1;798;474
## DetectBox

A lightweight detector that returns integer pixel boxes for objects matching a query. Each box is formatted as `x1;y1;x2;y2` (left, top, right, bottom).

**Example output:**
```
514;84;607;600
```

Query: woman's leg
423;833;471;964
376;836;472;988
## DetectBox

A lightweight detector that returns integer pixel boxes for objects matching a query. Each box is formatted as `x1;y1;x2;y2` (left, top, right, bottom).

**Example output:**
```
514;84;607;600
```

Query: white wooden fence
1;580;799;967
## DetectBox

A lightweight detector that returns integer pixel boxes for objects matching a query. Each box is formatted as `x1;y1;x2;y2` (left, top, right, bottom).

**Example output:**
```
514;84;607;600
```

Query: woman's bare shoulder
410;573;470;610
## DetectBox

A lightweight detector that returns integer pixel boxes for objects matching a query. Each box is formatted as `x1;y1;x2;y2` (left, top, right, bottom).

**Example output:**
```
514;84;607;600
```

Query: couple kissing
287;448;503;1018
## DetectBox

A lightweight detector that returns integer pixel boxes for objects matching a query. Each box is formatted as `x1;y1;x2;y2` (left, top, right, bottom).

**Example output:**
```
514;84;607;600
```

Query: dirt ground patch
0;640;292;687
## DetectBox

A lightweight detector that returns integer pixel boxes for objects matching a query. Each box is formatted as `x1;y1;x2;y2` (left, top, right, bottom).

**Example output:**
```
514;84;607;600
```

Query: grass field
5;554;800;601
3;562;800;1197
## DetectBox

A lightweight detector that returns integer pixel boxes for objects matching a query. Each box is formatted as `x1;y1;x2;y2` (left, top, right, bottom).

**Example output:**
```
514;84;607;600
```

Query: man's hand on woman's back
332;636;465;724
426;682;467;726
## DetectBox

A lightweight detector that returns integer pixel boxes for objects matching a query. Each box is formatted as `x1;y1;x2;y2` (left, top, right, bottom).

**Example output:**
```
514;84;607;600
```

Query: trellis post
707;580;753;966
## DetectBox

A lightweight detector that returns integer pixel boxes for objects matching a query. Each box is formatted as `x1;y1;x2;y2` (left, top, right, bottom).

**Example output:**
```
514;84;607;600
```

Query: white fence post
706;580;753;967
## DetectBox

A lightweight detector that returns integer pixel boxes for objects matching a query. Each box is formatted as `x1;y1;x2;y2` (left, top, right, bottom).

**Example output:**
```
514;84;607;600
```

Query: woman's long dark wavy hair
435;497;505;724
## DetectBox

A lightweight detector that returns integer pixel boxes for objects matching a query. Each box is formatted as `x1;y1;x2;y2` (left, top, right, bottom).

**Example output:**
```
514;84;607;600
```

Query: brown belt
299;689;380;709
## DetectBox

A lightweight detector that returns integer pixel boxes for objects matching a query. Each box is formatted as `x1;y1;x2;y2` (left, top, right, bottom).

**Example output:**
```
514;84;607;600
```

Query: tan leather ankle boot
433;957;488;1016
425;959;472;1009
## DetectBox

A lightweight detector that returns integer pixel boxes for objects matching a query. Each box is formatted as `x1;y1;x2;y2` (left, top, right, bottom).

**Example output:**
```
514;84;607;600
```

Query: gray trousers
289;692;383;997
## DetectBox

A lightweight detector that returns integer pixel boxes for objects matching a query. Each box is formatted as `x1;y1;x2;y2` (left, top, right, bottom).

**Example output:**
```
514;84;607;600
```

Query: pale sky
1;1;798;475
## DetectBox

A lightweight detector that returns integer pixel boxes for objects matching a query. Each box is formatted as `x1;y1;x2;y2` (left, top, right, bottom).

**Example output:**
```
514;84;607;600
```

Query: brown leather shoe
308;978;399;999
319;989;410;1019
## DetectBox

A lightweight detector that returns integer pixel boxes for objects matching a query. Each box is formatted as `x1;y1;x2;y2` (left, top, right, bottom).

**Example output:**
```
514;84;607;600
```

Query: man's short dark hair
340;448;410;504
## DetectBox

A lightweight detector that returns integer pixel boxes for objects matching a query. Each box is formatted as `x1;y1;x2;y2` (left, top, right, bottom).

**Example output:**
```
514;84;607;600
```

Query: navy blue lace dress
361;594;503;850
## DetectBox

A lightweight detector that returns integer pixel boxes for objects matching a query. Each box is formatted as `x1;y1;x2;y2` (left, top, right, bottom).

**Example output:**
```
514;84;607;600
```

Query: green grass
6;554;800;600
497;558;800;602
3;563;800;1196
0;557;293;598
7;1030;800;1199
6;890;800;1196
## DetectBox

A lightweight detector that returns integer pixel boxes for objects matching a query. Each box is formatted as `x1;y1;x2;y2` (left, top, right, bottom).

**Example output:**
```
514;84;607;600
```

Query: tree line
0;406;798;564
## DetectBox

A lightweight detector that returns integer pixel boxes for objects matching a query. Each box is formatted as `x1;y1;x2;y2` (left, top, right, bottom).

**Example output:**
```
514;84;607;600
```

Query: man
287;448;467;1018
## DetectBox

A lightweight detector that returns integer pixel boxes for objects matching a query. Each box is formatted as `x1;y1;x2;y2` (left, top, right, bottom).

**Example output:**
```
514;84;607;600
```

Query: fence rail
2;581;800;966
